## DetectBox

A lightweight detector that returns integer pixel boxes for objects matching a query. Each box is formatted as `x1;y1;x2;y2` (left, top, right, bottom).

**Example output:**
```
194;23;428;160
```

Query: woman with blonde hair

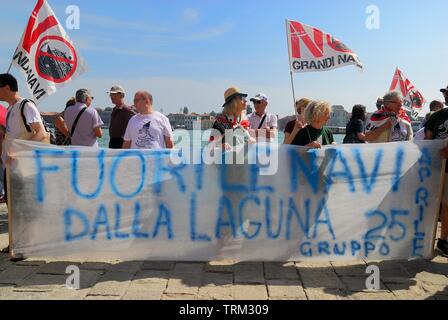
209;87;253;150
289;100;334;149
284;98;312;145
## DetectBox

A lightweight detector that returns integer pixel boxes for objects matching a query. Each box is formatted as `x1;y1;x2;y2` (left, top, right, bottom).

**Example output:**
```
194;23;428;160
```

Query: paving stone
122;289;164;300
233;284;268;300
81;262;111;271
340;276;389;292
107;261;143;274
198;286;232;300
13;260;46;267
234;263;264;284
172;263;205;276
88;271;134;297
0;265;41;285
266;279;307;300
415;271;448;286
0;256;13;271
4;290;51;300
46;287;91;300
264;262;299;280
85;295;121;300
205;261;235;273
332;264;369;277
161;293;197;300
0;285;15;299
141;261;175;271
14;274;67;291
130;270;169;291
299;270;345;289
37;261;81;275
201;272;233;287
387;282;435;300
304;288;348;300
295;261;333;269
165;277;200;295
420;282;447;295
349;291;397;300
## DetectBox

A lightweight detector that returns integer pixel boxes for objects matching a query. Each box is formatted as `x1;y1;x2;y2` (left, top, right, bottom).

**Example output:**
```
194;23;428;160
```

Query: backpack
20;99;56;145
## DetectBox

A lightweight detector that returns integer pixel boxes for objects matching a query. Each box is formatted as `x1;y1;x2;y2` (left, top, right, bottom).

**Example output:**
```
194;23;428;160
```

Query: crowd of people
0;71;448;259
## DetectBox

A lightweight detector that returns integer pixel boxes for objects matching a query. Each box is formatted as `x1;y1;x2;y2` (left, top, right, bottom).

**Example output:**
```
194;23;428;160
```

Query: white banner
286;19;363;73
11;0;86;103
8;139;444;261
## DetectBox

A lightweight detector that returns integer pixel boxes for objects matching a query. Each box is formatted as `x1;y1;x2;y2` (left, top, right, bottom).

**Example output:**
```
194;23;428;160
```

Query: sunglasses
254;101;264;105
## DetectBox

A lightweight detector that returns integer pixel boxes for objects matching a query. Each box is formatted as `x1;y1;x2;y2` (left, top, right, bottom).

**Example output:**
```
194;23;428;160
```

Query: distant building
95;107;113;127
167;113;215;130
328;105;349;128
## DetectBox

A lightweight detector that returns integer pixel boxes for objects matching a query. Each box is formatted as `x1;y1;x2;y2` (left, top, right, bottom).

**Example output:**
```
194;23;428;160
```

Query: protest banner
7;139;444;261
390;68;426;120
9;0;86;103
286;19;363;73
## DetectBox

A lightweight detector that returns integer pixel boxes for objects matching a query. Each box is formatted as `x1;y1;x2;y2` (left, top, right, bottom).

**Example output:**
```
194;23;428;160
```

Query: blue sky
0;0;447;116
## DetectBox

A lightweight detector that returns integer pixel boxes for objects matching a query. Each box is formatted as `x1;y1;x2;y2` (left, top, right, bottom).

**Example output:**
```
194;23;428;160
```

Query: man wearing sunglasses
248;93;277;142
365;91;413;143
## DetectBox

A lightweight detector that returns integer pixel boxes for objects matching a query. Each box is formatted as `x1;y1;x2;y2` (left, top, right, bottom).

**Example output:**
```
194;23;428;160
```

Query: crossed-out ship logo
11;0;86;102
36;35;77;83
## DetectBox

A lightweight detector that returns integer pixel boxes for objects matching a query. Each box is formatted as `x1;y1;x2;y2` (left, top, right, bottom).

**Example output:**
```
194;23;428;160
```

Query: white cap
250;93;269;103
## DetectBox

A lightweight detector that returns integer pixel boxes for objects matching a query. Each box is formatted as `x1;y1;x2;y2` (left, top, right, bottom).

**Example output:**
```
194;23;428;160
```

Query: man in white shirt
0;73;47;259
123;91;174;150
0;74;47;147
365;91;413;143
248;93;278;141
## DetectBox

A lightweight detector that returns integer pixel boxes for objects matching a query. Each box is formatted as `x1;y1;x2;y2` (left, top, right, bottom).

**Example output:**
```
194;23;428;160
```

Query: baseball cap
107;85;125;95
250;93;269;103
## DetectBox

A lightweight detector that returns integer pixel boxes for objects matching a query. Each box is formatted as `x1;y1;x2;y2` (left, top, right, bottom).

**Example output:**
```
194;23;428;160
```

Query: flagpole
6;47;18;73
285;19;298;118
6;62;13;74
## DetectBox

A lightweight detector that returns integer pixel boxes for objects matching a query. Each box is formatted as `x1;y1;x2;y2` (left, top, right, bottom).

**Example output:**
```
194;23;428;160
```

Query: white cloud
81;13;171;33
182;8;200;24
181;22;234;41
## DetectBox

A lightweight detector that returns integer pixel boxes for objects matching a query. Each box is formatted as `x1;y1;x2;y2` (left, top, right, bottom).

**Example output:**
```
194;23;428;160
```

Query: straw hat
222;87;247;107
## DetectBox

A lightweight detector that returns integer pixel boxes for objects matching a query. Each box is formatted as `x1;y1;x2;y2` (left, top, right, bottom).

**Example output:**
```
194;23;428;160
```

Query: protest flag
285;19;363;116
389;68;425;120
286;19;363;74
9;0;87;103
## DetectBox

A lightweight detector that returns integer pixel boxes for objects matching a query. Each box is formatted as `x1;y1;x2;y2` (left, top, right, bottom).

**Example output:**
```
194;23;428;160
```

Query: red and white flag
389;68;425;120
286;19;363;73
10;0;86;103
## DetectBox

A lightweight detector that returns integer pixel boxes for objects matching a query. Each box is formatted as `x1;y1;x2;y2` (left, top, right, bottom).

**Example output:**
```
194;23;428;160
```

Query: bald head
134;90;154;114
135;91;153;105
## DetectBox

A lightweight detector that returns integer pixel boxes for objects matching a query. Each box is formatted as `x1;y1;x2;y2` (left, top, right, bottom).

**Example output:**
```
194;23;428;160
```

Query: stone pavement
0;205;447;300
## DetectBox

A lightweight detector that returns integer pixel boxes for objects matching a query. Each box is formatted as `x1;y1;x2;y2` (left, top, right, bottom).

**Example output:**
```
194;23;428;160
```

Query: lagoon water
98;129;344;148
